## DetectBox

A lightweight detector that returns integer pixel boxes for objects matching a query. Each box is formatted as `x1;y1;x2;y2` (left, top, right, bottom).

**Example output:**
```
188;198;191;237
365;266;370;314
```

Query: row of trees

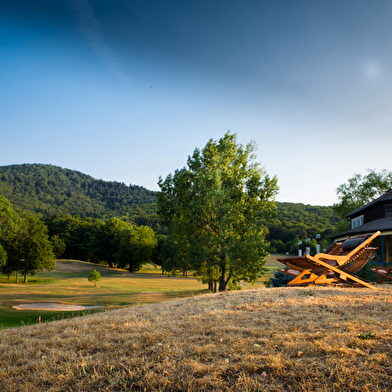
44;215;157;272
0;196;158;282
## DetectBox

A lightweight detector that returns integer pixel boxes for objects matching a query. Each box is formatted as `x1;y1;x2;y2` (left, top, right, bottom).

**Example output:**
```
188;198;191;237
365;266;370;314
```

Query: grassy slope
0;260;208;329
1;286;391;391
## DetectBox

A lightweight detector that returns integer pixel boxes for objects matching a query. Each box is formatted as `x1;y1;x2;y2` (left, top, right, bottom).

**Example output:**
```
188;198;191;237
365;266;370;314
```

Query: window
351;215;364;229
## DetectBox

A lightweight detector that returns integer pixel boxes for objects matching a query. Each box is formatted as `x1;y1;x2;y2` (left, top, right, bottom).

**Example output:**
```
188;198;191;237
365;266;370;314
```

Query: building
331;189;392;266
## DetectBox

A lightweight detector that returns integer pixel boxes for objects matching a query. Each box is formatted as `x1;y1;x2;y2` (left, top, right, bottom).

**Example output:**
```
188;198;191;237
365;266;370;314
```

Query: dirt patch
12;303;106;311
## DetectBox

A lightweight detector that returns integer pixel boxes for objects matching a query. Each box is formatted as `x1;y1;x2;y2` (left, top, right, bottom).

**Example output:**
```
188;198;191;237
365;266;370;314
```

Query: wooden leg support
287;269;319;286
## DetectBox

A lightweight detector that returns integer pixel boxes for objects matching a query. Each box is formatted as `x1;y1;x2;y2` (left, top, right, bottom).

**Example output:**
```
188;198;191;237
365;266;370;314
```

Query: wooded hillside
0;164;157;225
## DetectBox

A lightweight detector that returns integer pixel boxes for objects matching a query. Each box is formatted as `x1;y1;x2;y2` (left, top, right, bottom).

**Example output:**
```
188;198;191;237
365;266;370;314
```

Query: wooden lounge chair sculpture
370;266;392;284
277;231;380;289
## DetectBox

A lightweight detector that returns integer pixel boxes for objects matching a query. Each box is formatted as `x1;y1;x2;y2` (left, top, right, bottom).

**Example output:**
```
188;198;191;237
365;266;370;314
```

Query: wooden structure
370;266;392;284
277;232;380;289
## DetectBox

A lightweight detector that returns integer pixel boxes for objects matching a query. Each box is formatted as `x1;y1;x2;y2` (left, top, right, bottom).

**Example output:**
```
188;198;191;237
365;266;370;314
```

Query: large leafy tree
93;218;129;268
0;195;54;282
0;195;22;279
115;225;157;272
18;215;55;283
333;169;392;218
158;132;279;292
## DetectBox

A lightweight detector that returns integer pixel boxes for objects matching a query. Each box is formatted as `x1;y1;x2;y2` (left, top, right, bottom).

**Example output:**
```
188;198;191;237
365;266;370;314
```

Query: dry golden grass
1;286;392;391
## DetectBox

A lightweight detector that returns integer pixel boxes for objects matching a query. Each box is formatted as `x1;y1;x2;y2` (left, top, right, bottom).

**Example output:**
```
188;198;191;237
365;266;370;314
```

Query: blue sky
1;0;392;206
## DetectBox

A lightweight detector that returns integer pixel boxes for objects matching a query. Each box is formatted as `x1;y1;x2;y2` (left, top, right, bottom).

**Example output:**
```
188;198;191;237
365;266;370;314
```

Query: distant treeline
44;214;157;272
0;164;341;250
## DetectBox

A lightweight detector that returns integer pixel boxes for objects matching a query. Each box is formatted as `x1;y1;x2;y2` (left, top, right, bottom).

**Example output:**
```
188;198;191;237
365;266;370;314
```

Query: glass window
351;215;364;229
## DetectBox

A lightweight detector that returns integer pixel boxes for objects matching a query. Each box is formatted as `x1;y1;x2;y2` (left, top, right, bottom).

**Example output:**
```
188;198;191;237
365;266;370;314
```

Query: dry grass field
1;286;391;391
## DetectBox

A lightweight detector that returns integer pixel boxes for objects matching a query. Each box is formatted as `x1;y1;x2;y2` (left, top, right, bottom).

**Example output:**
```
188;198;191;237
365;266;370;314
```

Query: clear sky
1;0;391;206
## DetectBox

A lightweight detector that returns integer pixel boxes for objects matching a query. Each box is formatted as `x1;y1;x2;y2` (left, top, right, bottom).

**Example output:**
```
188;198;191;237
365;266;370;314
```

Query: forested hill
0;164;157;223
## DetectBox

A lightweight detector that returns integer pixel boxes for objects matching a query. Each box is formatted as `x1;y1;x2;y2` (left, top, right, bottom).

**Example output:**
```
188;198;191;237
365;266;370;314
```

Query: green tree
333;169;392;218
0;195;22;280
45;215;103;262
115;225;157;272
0;197;55;283
270;239;286;254
0;244;7;270
159;233;192;277
88;270;101;287
50;235;66;259
18;215;55;283
158;132;279;292
93;218;129;268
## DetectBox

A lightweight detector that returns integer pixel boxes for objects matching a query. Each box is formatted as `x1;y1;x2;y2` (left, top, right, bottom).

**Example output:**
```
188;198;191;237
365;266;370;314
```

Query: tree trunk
213;281;217;293
218;255;232;292
15;270;19;284
219;259;227;292
24;272;28;283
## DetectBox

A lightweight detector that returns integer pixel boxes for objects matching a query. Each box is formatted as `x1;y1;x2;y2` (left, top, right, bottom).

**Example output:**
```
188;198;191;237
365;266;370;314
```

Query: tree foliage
17;215;55;282
115;225;157;272
50;235;66;259
158;132;279;291
93;218;130;268
333;169;392;218
0;196;54;282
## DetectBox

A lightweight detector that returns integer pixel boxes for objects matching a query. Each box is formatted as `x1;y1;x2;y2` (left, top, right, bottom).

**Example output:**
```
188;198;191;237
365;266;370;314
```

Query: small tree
88;270;101;287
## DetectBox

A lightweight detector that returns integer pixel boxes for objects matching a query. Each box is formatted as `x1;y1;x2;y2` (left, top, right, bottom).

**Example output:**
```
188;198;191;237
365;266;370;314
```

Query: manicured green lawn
0;257;285;329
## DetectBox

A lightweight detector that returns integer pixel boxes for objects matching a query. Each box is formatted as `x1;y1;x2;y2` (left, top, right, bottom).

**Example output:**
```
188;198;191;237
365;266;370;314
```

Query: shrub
270;271;293;287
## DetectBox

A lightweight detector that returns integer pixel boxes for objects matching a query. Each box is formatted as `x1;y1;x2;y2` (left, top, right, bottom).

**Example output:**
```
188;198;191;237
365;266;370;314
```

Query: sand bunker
12;303;105;311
